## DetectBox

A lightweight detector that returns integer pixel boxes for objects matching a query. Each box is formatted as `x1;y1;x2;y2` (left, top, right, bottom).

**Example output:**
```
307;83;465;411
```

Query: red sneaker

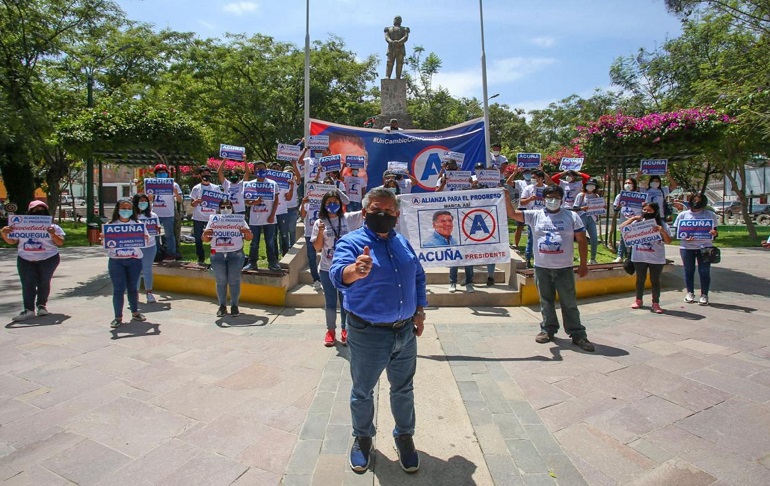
631;299;642;309
324;330;336;347
341;329;348;346
651;303;664;314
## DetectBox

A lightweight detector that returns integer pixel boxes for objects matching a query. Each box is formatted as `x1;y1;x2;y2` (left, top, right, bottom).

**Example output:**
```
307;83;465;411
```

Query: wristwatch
414;310;426;317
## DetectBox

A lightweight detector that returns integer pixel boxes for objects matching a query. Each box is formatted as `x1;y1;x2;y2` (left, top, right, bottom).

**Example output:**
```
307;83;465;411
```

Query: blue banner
309;118;486;193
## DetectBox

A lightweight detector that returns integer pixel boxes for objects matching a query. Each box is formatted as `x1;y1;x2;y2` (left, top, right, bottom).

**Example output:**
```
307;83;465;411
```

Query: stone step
297;265;507;285
285;282;520;308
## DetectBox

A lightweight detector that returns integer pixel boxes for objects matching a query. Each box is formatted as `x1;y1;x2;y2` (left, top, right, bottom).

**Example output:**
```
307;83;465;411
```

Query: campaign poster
200;187;228;208
102;222;146;249
8;215;53;240
344;177;365;203
445;171;472;191
584;198;607;217
443;151;465;164
264;169;293;190
560;157;584;171
388;161;409;175
219;144;246;161
398;188;510;268
143;217;161;237
516;153;541;169
308;135;329;150
144;178;174;196
309;117;486;193
640;159;668;175
677;219;714;240
304;183;336;229
618;191;647;209
320;155;342;172
277;143;302;162
207;214;246;252
345;155;366;169
243;181;276;201
476;169;500;188
622;219;663;246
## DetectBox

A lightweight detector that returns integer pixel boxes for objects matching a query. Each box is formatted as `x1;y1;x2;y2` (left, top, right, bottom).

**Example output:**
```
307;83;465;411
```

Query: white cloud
223;2;258;15
433;57;557;98
529;36;555;48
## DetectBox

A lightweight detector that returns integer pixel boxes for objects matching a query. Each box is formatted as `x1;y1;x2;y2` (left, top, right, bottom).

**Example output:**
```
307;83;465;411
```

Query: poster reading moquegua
398;188;510;268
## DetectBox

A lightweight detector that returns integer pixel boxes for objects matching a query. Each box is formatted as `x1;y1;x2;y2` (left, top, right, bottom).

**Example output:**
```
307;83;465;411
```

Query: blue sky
117;0;683;113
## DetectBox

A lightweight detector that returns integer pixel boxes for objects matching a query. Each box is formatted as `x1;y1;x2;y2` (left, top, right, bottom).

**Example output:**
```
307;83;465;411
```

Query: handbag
623;258;635;275
700;246;721;264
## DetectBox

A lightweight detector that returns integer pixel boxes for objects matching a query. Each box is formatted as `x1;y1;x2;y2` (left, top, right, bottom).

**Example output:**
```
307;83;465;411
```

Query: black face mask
365;211;397;234
229;175;240;183
691;199;705;210
643;212;657;220
201;175;211;182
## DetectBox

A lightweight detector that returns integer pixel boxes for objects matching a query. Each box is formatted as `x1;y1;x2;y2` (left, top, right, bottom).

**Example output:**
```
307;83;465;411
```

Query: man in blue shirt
330;187;427;474
422;210;458;247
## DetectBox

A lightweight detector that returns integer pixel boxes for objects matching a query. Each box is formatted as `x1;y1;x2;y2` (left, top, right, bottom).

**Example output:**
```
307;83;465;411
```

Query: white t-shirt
631;221;669;264
286;178;299;209
397;178;413;194
138;212;159;248
645;186;669;207
275;185;289;216
523;209;585;269
152;181;181;218
190;183;221;222
302;202;317;238
247;179;278;226
310;213;357;272
613;194;641;221
572;192;602;217
490;153;508;169
674;210;718;250
205;214;249;253
520;184;546;210
507;180;530;207
221;180;246;213
559;180;584;208
304;156;321;181
16;224;65;262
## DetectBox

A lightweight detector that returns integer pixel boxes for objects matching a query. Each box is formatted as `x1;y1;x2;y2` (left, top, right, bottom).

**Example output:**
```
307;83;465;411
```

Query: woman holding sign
673;192;718;306
103;199;149;328
1;201;66;321
133;193;159;304
572;178;604;265
202;199;253;317
619;202;672;313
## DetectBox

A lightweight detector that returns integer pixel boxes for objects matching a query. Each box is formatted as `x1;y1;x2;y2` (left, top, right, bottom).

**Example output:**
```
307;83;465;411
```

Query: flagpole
304;0;311;141
479;0;492;166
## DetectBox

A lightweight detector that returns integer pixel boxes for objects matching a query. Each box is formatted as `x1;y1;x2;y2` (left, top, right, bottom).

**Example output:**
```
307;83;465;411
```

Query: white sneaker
12;309;34;322
613;257;622;263
448;283;457;293
465;283;475;293
589;259;598;265
699;295;709;306
312;280;322;291
146;293;156;304
36;306;49;316
684;292;695;303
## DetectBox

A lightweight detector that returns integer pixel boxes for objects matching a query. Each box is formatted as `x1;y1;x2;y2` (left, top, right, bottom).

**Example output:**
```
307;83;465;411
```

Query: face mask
156;172;168;179
314;152;323;159
650;181;660;189
229;175;240;183
351;170;359;177
138;201;149;211
201;175;211;182
545;198;561;211
256;169;267;178
387;187;398;194
624;183;633;191
643;212;656;220
119;209;133;219
325;202;340;214
691;199;705;210
220;208;233;215
365;210;397;233
493;150;500;156
586;185;596;192
523;173;532;181
566;176;574;183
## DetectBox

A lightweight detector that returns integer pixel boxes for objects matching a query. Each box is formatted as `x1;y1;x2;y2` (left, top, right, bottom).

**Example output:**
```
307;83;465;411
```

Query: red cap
154;164;168;173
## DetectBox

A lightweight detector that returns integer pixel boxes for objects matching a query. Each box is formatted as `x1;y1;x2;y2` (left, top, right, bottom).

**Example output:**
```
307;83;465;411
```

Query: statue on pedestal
384;16;410;79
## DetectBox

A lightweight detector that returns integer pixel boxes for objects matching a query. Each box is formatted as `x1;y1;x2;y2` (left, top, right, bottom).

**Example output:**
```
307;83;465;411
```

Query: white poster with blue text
398;188;510;268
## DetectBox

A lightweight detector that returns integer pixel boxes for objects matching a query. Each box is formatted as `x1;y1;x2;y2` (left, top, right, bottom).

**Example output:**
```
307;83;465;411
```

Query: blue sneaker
349;436;372;473
394;434;419;473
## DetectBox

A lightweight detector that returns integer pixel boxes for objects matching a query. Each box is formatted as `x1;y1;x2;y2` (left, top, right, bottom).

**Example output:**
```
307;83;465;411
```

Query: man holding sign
674;192;718;306
243;161;281;272
190;166;222;265
148;164;182;261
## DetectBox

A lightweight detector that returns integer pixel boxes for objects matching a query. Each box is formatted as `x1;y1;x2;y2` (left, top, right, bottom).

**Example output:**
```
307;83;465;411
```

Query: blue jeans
347;314;417;438
486;263;495;277
211;250;245;306
534;266;586;338
193;220;207;262
320;270;346;330
17;254;60;310
525;225;534;261
680;248;711;295
108;258;142;319
347;201;363;212
158;216;177;256
305;236;320;282
580;214;598;260
248;224;278;267
449;266;474;285
276;213;291;256
140;245;157;291
286;207;299;248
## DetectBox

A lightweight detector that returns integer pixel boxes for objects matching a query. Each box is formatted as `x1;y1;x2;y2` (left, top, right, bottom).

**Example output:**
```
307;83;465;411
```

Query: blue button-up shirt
330;226;427;324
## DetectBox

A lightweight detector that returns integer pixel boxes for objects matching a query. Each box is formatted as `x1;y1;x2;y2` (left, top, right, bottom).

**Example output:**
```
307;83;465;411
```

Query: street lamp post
479;0;492;166
304;0;310;142
85;72;97;225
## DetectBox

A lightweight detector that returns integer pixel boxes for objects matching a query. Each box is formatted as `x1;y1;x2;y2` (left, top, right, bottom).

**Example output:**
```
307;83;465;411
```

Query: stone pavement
1;245;770;485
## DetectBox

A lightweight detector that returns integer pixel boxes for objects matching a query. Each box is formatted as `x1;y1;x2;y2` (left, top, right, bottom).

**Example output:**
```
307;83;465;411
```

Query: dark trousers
108;258;142;319
193;220;207;262
680;248;711;295
248;224;278;267
17;254;60;311
634;262;664;303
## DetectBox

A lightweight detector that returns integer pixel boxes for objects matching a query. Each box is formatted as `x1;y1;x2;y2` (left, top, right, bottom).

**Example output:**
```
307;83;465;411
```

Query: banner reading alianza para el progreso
309;118;487;193
398;188;510;268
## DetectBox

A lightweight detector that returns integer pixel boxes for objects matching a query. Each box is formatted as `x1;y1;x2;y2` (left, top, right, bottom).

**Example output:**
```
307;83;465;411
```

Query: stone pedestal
376;78;413;129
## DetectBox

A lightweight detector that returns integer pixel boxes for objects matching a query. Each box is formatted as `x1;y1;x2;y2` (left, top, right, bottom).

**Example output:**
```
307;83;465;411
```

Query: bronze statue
384;16;410;79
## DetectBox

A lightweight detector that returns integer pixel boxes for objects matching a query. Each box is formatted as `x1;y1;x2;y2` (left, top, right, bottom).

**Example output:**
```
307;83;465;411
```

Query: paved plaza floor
1;245;770;485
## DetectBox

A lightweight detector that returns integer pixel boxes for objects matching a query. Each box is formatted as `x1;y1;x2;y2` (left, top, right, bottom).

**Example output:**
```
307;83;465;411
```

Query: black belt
348;312;411;330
